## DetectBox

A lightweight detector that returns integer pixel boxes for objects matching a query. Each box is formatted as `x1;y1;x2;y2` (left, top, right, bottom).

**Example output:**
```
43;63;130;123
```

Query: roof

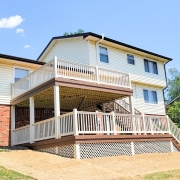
167;95;180;106
0;54;45;65
37;32;173;61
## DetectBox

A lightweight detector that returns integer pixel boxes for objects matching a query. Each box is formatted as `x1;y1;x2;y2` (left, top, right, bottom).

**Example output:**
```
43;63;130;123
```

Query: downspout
163;61;169;114
96;33;104;67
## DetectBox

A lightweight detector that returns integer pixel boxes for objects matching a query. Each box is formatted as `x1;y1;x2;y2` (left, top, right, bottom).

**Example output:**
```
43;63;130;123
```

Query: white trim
127;54;136;66
88;40;91;65
98;44;110;64
13;66;31;83
144;59;159;76
143;88;158;105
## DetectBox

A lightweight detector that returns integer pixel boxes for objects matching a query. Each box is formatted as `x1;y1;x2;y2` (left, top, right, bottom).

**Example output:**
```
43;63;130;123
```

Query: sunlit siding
0;62;37;105
0;63;12;104
132;83;166;115
42;37;90;65
89;41;166;87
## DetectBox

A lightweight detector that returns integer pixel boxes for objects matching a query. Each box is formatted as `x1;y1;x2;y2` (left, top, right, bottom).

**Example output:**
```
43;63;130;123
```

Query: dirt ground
0;150;180;180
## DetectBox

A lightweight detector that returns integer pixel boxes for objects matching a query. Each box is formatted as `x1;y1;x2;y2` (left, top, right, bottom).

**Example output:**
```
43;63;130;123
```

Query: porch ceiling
16;86;126;111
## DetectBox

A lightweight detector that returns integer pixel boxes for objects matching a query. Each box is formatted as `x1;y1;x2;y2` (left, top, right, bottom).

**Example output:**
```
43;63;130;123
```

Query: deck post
96;66;99;84
111;111;117;135
54;56;58;78
54;85;60;139
30;97;35;144
73;108;78;135
166;115;172;134
74;144;80;159
149;117;154;135
129;96;134;114
142;113;147;135
11;106;15;146
129;96;136;134
131;142;135;155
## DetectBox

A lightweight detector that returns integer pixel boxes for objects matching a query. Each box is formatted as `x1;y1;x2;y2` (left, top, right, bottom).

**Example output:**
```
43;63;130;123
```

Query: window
99;46;109;63
143;89;158;104
144;59;158;74
14;68;29;82
127;54;135;65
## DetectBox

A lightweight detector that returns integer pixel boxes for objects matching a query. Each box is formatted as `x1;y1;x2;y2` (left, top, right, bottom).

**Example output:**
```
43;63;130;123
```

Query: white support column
54;56;58;78
166;115;172;134
54;86;60;139
129;96;134;114
73;108;78;135
142;113;147;135
11;106;15;146
96;66;99;84
111;111;117;135
149;117;154;135
131;142;135;156
170;141;174;152
102;103;106;112
74;144;80;159
30;97;35;144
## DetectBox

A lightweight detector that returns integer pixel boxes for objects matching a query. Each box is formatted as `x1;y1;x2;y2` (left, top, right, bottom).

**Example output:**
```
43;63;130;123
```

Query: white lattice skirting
79;141;179;159
38;141;179;159
39;144;74;158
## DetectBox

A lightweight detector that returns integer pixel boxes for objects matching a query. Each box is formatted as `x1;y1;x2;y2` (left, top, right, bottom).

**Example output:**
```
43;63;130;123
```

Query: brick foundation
0;105;11;146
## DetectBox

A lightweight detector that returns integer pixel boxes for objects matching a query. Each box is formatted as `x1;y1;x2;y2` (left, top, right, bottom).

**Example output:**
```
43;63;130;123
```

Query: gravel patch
0;150;180;180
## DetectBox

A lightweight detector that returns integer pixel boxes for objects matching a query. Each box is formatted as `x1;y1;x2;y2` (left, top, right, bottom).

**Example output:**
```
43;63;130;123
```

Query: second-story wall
89;40;167;88
0;60;40;105
41;37;90;65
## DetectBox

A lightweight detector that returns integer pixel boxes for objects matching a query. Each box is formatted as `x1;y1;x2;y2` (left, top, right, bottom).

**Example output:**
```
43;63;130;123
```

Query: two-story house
1;32;180;159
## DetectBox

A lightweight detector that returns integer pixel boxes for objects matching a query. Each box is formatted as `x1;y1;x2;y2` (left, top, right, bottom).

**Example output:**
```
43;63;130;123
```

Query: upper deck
11;57;132;100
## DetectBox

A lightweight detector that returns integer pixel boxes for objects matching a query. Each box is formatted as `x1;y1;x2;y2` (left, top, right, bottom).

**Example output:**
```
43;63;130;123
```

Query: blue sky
0;0;179;72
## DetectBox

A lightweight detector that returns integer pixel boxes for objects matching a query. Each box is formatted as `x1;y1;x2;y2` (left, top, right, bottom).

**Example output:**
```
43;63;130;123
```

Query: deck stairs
104;99;142;115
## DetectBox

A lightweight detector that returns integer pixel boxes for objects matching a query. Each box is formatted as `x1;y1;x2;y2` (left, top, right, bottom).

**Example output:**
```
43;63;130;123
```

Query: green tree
63;29;84;36
167;101;180;126
165;68;180;103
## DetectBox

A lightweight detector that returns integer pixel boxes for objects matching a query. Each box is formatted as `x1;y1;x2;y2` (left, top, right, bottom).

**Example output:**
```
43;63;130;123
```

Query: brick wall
0;105;11;146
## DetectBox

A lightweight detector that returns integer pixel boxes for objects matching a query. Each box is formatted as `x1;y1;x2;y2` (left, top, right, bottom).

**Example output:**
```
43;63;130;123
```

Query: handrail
12;58;131;99
13;125;30;132
168;116;180;143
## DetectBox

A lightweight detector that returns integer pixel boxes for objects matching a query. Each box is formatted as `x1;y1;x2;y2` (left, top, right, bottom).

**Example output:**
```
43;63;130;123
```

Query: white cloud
16;28;25;36
0;15;24;28
24;45;31;48
16;28;24;33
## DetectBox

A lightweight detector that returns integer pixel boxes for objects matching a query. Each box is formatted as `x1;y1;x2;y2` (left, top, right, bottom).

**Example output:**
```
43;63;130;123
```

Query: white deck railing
12;60;55;98
12;57;130;99
12;110;171;145
14;125;30;145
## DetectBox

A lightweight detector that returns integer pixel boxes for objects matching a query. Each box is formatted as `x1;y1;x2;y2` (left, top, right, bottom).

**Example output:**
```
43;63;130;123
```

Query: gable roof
37;32;173;62
0;53;45;65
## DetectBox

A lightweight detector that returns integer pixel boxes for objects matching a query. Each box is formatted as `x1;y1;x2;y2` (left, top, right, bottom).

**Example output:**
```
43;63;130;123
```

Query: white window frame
13;66;31;83
143;88;158;105
98;45;110;64
144;59;159;75
127;54;135;65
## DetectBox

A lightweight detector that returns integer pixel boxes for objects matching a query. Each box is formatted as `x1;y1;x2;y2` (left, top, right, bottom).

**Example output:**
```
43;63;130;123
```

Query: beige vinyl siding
0;62;38;105
132;83;166;115
41;37;90;64
0;63;12;104
89;41;166;87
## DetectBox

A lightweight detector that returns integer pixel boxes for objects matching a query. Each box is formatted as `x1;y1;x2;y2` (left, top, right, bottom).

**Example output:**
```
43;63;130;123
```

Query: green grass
0;149;10;152
119;169;180;180
0;166;34;180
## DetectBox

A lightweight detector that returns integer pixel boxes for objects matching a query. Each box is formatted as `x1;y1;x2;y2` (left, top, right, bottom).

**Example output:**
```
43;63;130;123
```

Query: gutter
95;33;104;66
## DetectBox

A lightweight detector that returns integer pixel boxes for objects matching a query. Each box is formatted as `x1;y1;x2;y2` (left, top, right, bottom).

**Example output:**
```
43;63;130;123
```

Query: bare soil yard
0;150;180;180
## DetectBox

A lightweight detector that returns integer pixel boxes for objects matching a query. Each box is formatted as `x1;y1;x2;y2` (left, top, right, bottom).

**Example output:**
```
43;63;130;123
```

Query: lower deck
23;134;180;159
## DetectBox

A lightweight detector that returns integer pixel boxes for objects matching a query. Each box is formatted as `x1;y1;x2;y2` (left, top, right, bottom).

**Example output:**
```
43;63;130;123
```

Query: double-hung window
127;54;135;65
143;89;158;104
144;59;158;74
99;46;109;63
14;68;29;82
